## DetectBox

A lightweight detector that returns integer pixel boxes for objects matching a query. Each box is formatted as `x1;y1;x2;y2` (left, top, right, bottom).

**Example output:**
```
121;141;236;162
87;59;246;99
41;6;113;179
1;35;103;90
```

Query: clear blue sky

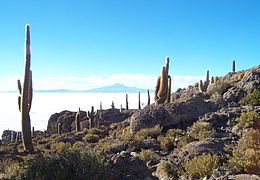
0;0;259;90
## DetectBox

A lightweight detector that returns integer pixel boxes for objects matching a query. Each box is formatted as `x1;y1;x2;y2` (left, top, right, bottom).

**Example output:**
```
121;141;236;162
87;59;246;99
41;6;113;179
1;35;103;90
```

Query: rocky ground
1;65;260;179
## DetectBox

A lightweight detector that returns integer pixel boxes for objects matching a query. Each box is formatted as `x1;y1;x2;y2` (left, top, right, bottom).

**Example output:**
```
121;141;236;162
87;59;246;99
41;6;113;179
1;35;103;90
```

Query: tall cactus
138;92;141;109
17;24;34;153
75;108;81;132
111;101;115;109
155;66;168;104
88;106;97;129
126;94;129;110
232;60;236;73
155;56;172;104
147;89;150;106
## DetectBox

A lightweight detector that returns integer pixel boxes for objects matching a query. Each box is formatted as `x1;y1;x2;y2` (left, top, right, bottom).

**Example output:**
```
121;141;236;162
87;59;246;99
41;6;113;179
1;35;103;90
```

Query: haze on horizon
0;0;259;91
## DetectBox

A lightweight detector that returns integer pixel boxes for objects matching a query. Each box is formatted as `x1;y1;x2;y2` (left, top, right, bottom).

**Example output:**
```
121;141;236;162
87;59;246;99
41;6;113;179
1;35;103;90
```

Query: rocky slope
1;65;259;179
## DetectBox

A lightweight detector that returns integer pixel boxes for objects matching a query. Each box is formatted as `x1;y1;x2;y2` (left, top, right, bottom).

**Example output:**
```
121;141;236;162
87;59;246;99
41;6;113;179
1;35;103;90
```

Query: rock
168;139;225;164
1;130;17;144
219;174;260;180
223;67;260;104
108;151;155;179
99;108;131;125
130;93;218;133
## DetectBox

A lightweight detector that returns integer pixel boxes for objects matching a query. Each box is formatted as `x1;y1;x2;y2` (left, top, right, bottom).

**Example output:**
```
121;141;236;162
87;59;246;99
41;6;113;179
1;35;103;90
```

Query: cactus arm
17;79;22;95
154;76;160;101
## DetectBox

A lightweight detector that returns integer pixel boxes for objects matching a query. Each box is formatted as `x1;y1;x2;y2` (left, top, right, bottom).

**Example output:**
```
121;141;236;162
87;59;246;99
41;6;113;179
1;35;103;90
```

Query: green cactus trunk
232;60;236;73
58;122;62;135
75;108;81;132
126;94;129;110
138;92;141;109
19;24;34;153
88;106;97;129
147;89;150;106
166;76;171;103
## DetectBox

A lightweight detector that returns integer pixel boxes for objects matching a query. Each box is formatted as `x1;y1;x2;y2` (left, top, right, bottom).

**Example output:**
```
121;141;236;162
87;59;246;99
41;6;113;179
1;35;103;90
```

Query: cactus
120;104;123;112
75;108;81;132
138;92;141;109
232;60;236;73
214;76;219;82
155;66;168;104
16;131;21;142
58;122;62;135
155;56;172;104
32;126;35;138
111;101;115;109
87;106;97;129
167;76;172;103
211;76;214;84
100;102;102;111
126;94;129;110
198;80;204;92
147;89;150;106
17;24;34;153
205;70;209;86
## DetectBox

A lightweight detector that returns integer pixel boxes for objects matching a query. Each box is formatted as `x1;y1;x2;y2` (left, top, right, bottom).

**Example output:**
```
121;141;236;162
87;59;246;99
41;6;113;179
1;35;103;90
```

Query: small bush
136;124;161;139
157;129;183;151
240;89;260;106
188;121;213;141
237;111;260;130
50;142;69;153
209;80;233;97
138;149;159;163
229;129;260;174
0;159;20;179
182;154;220;179
83;134;100;143
19;147;109;179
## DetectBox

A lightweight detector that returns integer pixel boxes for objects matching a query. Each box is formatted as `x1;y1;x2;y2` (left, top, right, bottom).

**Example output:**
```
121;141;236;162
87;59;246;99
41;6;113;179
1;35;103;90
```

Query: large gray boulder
130;93;218;133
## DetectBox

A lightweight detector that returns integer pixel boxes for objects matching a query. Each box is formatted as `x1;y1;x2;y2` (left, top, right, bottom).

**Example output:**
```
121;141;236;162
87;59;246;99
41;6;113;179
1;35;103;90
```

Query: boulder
130;93;218;133
1;130;17;144
108;151;154;179
168;139;225;164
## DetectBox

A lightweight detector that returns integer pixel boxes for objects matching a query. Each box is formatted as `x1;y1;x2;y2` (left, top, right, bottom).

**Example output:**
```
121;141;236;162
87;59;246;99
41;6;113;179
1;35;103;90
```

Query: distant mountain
85;83;148;93
0;84;152;93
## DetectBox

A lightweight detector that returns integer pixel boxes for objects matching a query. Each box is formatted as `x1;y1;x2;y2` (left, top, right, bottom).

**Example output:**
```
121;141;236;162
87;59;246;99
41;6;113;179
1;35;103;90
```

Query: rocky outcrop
223;66;260;103
47;109;134;134
1;130;17;144
130;93;218;133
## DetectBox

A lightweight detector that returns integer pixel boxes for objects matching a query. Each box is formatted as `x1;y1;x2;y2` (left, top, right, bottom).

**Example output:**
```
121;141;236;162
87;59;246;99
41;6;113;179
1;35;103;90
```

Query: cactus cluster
198;70;220;92
155;56;172;104
17;24;34;153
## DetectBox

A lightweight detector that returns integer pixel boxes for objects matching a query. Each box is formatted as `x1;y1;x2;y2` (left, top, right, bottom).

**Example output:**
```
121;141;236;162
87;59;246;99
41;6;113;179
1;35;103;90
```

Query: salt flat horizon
0;92;153;137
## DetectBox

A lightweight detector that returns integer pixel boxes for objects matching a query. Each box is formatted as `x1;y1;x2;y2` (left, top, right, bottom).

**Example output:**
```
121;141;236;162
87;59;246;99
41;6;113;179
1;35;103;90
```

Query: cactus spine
75;108;81;132
88;106;97;129
155;56;172;104
17;24;34;153
232;60;236;73
126;94;129;110
58;122;62;135
147;89;150;106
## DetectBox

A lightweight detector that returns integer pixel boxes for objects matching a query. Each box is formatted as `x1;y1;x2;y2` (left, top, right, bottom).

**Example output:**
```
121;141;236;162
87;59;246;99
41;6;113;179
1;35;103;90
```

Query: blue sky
0;0;259;91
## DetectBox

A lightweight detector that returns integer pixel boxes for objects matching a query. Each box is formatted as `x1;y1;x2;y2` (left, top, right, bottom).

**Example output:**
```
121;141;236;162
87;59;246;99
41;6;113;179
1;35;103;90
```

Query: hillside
1;65;259;179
